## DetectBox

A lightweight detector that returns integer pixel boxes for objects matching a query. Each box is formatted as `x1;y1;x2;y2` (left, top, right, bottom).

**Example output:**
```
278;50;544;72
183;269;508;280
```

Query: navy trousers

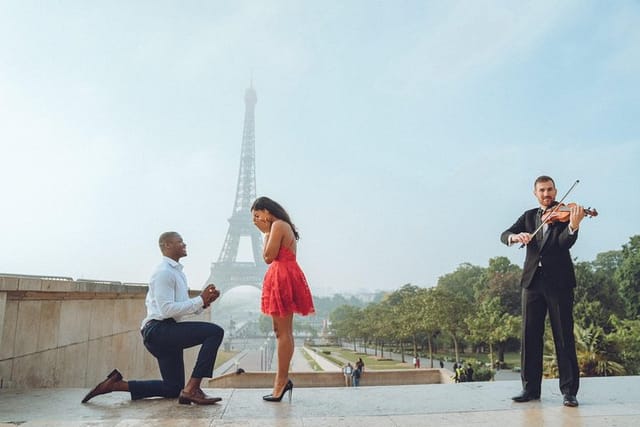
128;318;224;400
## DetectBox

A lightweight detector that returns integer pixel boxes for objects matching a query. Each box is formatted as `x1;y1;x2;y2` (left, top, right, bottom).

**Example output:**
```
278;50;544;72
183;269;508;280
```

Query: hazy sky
2;1;639;296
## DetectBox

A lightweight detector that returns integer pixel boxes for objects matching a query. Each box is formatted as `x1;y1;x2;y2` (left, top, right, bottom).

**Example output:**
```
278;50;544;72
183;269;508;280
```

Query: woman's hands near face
252;210;272;233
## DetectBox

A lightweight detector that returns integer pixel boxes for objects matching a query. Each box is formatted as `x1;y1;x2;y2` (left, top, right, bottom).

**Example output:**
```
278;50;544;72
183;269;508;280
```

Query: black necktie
538;210;547;243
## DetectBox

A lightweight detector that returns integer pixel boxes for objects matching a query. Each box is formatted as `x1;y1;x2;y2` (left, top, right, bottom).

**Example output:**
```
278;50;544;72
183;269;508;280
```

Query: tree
437;263;485;303
431;288;470;362
465;297;520;369
417;287;441;368
592;250;623;273
366;302;394;358
608;315;640;375
574;299;610;333
358;304;378;354
574;255;625;330
386;284;424;362
615;235;640;319
329;305;361;346
479;257;522;315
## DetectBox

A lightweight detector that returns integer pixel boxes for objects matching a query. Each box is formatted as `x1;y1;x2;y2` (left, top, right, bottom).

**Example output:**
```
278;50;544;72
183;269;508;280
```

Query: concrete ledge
208;368;452;388
0;275;207;389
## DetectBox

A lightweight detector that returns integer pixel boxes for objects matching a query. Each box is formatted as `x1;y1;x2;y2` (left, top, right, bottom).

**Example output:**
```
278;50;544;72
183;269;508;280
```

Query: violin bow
520;179;580;248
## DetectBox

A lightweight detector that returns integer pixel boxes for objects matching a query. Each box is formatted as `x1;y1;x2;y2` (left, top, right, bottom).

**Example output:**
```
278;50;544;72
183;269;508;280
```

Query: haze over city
1;1;638;297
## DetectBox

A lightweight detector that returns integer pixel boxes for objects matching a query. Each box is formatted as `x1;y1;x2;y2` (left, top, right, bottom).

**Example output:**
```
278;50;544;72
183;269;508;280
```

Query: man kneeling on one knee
82;231;225;405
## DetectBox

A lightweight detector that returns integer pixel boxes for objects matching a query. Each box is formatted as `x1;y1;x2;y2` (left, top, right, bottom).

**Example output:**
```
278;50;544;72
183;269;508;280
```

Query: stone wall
0;274;206;389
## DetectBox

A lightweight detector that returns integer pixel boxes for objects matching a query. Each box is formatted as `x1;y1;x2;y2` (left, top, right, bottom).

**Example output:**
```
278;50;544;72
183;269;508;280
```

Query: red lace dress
261;246;315;317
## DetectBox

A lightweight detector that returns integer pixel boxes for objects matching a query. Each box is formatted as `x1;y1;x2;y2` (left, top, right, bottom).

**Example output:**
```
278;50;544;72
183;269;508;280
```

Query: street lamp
259;346;264;371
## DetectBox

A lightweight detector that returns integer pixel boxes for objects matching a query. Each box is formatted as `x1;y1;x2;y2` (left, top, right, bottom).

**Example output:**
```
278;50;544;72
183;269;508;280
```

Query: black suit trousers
521;268;579;396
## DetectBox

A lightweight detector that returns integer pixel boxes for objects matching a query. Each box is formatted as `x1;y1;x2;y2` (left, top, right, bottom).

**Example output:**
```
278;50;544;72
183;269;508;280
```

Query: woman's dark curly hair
251;196;299;240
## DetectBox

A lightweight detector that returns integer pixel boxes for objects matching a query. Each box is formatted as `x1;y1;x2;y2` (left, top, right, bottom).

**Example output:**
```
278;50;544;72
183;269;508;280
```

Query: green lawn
314;346;413;370
314;346;521;370
300;348;324;371
431;351;520;368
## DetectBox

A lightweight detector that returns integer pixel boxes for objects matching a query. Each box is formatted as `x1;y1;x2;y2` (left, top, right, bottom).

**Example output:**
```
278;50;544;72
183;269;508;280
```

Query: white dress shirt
140;256;204;329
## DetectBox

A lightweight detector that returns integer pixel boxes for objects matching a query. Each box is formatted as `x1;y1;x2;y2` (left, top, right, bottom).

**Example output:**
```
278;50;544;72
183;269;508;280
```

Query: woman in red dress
251;197;315;402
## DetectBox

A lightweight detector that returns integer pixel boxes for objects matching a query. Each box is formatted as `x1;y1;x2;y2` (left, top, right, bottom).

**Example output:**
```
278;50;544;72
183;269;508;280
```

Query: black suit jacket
501;207;578;289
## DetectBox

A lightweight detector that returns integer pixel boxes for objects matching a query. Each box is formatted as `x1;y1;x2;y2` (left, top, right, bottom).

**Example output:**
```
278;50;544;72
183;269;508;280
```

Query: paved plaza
2;341;638;426
1;374;639;426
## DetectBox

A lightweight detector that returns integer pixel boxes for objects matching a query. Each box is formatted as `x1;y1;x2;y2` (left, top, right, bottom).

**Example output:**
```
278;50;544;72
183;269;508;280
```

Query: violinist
501;175;586;408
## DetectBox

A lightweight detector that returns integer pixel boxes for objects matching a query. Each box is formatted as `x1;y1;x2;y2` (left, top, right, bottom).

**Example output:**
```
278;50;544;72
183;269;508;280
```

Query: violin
518;180;597;249
542;203;598;224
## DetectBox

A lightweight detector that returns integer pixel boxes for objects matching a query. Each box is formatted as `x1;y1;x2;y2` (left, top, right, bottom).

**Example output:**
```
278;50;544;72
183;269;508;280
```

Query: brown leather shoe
178;389;222;405
81;369;123;403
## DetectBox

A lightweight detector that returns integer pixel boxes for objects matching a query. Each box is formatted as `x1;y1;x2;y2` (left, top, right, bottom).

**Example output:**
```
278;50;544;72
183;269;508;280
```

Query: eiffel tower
207;84;267;295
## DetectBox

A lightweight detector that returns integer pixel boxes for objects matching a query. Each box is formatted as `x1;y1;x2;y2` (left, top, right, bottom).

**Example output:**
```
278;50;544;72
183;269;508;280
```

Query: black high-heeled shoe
263;379;293;402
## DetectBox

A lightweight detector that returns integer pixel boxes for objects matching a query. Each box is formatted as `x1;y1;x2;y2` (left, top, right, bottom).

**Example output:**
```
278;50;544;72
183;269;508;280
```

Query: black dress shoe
512;390;540;402
563;394;579;407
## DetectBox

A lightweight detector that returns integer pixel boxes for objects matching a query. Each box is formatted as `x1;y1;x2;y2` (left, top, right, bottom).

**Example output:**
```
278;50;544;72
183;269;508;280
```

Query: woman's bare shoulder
272;220;295;241
272;219;291;232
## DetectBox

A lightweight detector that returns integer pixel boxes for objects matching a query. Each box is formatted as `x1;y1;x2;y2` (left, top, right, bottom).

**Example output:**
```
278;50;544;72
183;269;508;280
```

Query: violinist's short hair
534;175;555;188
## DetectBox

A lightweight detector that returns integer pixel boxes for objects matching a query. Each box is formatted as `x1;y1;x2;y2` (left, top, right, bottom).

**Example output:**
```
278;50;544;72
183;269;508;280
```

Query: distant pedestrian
352;366;361;387
343;363;353;387
456;365;466;383
439;359;444;369
466;364;474;382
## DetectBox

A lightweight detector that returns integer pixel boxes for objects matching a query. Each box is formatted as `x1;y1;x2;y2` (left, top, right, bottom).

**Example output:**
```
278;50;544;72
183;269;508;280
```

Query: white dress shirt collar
163;256;183;271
